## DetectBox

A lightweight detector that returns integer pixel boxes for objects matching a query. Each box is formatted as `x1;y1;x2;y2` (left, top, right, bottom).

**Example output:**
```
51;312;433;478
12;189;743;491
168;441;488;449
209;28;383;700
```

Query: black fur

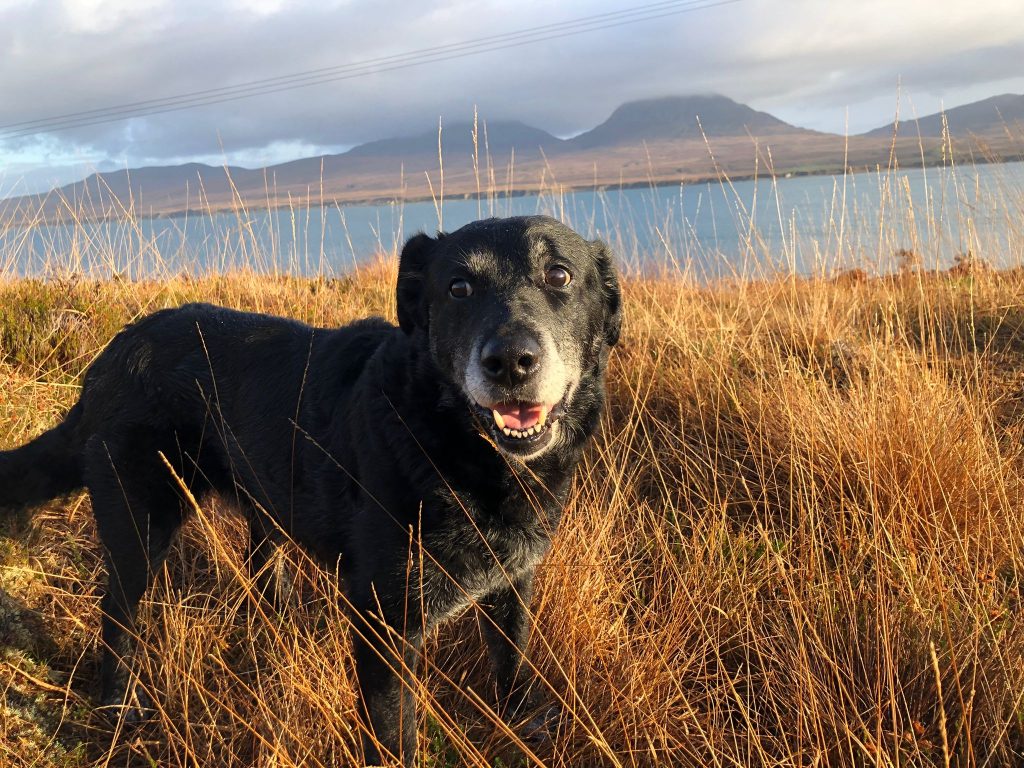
0;215;620;765
0;402;85;509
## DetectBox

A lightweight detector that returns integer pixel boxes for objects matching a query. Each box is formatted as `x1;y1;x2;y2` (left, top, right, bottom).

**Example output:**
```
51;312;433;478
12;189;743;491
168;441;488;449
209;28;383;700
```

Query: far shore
4;151;1022;229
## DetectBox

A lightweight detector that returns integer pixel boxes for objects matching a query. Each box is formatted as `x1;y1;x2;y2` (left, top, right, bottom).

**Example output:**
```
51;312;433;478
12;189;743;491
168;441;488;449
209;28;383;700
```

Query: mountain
569;95;809;149
864;93;1024;137
345;120;563;158
4;92;1022;222
10;162;259;218
1;121;563;218
256;120;562;189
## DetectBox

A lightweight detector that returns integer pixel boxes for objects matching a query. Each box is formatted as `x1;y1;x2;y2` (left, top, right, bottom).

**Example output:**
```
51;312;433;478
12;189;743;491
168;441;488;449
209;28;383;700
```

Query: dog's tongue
493;402;544;431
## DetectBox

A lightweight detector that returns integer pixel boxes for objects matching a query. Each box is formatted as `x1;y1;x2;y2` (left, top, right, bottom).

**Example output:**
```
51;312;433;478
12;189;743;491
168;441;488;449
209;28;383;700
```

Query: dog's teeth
539;406;548;427
492;409;506;430
502;427;511;437
511;429;521;439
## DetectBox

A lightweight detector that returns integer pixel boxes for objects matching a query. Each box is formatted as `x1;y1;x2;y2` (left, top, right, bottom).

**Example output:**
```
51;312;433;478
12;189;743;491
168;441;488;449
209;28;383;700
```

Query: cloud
1;0;1023;180
59;0;172;35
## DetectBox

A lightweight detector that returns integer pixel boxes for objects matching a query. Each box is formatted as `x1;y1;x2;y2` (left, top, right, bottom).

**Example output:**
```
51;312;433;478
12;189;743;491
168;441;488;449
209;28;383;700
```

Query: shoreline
4;152;1020;229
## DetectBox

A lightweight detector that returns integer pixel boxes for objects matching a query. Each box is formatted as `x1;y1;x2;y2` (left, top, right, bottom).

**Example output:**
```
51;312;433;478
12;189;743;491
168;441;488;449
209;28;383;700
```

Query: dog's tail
0;403;85;512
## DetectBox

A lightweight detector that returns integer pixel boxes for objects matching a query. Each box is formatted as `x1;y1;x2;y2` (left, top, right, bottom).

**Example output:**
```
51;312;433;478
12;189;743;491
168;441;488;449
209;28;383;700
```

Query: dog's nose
480;335;541;386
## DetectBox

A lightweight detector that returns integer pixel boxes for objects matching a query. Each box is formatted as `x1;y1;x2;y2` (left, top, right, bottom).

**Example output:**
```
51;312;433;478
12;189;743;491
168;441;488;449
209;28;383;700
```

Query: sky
2;0;1023;196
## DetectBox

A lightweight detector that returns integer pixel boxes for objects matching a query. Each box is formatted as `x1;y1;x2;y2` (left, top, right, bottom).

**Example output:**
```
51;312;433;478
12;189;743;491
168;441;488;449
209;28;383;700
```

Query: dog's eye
449;278;473;298
544;266;572;288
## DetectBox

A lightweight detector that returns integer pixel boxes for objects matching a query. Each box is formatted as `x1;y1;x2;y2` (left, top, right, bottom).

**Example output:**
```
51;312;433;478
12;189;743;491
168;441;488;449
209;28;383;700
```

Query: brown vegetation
2;259;1024;766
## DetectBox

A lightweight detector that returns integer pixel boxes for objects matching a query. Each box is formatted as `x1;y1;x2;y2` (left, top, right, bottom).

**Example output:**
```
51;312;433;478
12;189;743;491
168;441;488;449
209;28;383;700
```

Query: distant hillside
569;95;810;149
259;120;562;188
2;121;563;218
3;92;1022;223
35;162;258;215
346;120;563;158
864;93;1024;137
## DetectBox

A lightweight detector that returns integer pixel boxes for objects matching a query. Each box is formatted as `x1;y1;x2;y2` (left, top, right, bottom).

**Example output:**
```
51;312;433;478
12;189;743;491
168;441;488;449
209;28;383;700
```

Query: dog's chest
416;492;554;625
435;509;550;580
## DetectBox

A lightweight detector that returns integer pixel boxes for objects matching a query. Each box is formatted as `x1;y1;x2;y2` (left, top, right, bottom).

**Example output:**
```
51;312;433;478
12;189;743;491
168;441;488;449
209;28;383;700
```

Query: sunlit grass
1;155;1024;766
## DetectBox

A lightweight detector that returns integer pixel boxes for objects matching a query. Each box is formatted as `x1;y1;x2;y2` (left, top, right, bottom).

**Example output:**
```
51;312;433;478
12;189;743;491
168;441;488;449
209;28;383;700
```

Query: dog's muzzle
464;327;571;458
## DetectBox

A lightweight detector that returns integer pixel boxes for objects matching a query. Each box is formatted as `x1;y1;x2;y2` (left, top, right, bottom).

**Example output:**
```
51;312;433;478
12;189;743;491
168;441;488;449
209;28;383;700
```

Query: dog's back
0;302;393;516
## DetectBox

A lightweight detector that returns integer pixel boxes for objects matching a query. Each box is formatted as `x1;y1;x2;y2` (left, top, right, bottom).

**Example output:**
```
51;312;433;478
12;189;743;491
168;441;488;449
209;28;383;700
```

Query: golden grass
1;255;1023;766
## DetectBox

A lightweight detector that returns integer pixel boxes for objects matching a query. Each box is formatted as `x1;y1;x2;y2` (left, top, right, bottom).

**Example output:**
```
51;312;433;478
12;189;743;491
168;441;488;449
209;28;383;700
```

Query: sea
4;160;1023;280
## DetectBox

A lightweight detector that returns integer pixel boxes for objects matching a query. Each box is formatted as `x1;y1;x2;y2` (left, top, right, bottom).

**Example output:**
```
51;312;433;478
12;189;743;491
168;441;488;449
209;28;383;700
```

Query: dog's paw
96;688;155;730
519;702;563;747
246;560;298;616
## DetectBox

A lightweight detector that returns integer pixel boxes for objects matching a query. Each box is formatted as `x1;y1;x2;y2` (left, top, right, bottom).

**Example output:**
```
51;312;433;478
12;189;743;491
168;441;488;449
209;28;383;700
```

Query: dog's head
396;216;621;461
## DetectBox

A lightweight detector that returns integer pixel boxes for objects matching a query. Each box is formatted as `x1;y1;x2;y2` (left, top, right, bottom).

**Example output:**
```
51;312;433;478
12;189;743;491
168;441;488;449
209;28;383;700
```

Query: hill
40;163;261;215
345;119;564;158
568;94;812;148
864;92;1024;137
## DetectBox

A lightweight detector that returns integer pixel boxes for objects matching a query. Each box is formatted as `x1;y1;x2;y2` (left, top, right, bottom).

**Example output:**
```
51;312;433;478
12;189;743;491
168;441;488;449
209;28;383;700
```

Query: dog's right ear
396;232;439;335
591;239;622;348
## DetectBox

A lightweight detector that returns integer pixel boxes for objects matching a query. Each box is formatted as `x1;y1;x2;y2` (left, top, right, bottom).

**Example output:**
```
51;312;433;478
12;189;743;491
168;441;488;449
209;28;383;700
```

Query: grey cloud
1;0;1023;172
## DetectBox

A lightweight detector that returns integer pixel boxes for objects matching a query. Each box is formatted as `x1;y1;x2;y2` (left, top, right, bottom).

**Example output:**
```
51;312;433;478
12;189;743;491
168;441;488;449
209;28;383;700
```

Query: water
4;160;1023;279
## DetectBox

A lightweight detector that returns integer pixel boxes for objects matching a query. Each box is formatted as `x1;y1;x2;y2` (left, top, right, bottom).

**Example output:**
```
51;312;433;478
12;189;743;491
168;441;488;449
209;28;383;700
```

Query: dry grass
1;256;1024;766
1;132;1024;764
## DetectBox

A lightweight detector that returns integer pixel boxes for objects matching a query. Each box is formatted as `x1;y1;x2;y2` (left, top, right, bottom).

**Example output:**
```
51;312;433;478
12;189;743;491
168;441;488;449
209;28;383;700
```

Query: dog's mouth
473;398;563;454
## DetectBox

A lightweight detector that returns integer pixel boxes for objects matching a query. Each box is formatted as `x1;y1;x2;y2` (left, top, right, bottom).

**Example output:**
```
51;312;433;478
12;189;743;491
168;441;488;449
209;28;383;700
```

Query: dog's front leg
480;570;536;719
351;612;421;767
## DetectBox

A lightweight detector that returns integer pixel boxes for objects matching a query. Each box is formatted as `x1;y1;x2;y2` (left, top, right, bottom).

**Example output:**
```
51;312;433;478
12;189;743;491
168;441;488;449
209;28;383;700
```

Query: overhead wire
0;0;739;142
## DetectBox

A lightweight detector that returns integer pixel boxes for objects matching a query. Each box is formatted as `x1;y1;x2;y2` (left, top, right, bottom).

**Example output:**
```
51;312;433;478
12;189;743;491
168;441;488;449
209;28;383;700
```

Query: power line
3;0;735;138
0;0;713;131
0;0;739;142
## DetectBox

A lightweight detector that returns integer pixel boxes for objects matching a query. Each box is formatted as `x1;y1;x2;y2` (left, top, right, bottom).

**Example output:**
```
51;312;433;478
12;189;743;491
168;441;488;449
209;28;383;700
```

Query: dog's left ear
397;232;441;334
591;240;622;347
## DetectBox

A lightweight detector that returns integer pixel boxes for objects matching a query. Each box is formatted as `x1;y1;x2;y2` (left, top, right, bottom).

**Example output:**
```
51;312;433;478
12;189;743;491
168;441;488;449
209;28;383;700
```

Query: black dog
0;215;620;765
